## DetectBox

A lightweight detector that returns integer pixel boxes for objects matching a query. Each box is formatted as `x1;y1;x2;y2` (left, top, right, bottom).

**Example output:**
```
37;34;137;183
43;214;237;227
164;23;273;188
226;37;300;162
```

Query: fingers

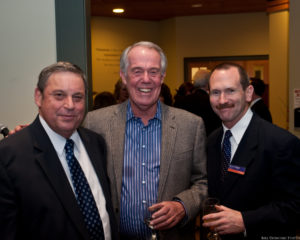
150;201;185;230
202;206;245;235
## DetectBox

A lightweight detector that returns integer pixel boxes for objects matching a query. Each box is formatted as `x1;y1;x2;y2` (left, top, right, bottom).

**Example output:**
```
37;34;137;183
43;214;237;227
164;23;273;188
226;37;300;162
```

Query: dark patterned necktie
65;139;105;240
221;130;232;180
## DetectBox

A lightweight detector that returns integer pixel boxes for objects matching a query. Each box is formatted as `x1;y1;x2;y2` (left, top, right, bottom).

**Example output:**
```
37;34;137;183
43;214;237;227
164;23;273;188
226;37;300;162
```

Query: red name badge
228;165;246;175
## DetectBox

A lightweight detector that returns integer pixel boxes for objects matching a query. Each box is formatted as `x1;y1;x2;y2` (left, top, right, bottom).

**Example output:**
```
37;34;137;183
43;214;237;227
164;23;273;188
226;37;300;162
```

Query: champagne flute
203;197;220;240
143;201;158;240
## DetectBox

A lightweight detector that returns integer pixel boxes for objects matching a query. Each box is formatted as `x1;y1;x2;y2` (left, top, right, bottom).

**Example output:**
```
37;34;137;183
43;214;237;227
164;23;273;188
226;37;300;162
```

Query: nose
219;92;228;104
142;71;151;83
64;96;75;109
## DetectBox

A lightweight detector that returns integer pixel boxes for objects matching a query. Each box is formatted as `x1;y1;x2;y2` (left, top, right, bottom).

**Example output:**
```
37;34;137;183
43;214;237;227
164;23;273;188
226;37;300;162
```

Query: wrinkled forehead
128;46;161;65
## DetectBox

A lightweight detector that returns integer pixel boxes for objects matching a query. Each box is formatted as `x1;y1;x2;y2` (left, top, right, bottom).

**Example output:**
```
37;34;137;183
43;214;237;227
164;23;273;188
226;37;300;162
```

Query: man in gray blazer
84;41;207;240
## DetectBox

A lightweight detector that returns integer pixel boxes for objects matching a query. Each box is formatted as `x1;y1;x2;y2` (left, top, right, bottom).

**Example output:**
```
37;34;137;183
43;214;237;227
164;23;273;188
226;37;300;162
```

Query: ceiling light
192;4;203;8
113;8;124;14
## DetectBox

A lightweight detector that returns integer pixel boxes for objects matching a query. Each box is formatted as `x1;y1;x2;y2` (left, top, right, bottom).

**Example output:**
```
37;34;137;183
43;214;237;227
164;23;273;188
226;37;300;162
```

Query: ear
120;71;127;86
34;88;42;107
245;85;254;103
160;73;166;84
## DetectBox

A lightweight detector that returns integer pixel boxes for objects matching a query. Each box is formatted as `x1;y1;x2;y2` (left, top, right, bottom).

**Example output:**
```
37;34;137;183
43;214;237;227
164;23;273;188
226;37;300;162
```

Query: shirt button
142;163;145;166
142;180;146;184
142;145;146;148
142;200;146;204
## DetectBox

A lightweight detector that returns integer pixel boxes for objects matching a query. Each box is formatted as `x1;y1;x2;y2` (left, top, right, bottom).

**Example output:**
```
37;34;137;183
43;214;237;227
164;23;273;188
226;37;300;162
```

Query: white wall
0;0;56;138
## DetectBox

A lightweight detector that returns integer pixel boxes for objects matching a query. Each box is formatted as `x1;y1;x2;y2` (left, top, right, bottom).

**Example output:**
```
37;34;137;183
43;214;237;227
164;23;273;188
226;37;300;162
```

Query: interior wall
289;0;300;138
91;12;269;97
0;0;56;138
91;17;159;95
175;12;269;87
269;10;289;130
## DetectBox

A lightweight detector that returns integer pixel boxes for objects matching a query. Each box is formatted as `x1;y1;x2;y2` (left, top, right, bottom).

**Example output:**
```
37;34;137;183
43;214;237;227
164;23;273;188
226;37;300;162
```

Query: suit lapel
109;102;127;205
30;117;89;239
158;104;177;201
207;129;223;197
221;116;259;197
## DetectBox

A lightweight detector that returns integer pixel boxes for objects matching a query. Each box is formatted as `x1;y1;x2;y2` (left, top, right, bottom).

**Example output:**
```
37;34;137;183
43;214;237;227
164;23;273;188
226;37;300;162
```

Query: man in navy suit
203;62;300;239
0;62;118;240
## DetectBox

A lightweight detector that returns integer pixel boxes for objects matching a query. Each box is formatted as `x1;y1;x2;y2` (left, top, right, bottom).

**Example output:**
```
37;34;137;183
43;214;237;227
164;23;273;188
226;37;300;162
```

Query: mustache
216;103;234;110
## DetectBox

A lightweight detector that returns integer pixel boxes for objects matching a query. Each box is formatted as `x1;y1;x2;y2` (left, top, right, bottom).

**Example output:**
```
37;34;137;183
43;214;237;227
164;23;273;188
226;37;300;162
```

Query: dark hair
210;62;250;90
38;61;87;95
175;81;194;97
250;77;265;97
160;83;173;106
93;91;116;110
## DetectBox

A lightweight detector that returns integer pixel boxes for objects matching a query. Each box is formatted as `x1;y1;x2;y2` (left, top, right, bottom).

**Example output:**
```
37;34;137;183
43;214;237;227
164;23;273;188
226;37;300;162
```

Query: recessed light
113;8;124;13
192;4;203;8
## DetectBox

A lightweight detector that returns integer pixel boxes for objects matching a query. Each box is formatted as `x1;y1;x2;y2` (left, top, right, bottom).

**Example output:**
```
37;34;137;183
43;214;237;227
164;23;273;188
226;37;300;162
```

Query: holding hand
202;205;245;235
149;201;185;230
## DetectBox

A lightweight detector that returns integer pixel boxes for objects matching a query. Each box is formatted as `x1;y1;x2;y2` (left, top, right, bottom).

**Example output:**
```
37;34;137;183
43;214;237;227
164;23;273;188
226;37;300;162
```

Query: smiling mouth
139;88;151;93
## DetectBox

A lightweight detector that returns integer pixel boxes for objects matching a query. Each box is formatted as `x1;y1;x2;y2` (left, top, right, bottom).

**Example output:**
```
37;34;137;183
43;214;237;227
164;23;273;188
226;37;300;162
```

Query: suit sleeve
175;117;208;222
0;160;17;239
242;133;300;234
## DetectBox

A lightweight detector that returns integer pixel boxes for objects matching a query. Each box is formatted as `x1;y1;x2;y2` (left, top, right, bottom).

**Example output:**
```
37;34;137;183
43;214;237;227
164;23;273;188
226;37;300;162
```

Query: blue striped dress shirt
119;101;161;238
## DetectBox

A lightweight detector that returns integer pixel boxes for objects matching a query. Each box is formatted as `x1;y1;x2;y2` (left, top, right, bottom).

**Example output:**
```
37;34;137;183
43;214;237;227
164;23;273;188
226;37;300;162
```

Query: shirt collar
39;115;80;156
223;108;253;145
250;97;262;107
126;100;162;122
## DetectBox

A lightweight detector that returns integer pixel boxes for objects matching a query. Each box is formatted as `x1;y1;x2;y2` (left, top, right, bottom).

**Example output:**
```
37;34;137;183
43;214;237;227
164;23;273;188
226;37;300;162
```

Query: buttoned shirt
119;101;162;238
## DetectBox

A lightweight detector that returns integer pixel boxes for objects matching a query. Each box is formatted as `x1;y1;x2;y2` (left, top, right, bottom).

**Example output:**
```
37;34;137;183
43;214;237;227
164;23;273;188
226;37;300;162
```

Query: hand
202;205;245;235
149;201;185;230
8;124;29;135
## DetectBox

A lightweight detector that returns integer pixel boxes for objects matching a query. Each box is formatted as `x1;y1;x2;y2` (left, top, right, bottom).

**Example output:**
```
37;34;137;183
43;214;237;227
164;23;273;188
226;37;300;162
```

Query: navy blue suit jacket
0;116;118;240
207;114;300;239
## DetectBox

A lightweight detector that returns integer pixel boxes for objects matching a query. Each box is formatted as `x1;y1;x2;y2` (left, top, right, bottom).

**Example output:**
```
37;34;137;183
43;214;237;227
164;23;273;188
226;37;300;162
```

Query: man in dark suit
203;62;300;239
0;62;117;240
250;77;272;123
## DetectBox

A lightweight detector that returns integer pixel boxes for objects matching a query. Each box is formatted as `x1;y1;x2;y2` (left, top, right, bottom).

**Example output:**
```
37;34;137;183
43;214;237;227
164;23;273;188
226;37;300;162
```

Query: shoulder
78;126;106;144
250;115;300;149
0;125;33;166
163;104;204;124
86;103;121;121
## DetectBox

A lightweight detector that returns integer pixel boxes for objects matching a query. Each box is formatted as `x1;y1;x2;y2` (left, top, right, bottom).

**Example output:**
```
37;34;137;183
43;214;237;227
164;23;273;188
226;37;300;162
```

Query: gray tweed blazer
83;100;207;240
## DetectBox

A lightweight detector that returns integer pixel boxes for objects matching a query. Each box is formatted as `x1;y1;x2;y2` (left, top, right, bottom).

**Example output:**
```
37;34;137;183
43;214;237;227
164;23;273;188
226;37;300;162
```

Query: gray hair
37;61;87;95
120;41;167;77
193;69;211;89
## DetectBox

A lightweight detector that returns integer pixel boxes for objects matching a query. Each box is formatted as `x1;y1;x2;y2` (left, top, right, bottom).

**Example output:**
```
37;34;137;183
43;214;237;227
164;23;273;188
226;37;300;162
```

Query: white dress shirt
39;115;111;240
222;108;253;162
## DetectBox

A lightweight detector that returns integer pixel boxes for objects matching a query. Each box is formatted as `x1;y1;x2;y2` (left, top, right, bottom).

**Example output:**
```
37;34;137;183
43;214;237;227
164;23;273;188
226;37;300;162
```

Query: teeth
139;88;151;93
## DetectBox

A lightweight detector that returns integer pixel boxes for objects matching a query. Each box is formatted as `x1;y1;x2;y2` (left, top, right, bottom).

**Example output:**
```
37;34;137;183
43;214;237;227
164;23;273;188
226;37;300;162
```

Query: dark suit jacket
207;114;300;239
251;99;272;123
0;116;118;240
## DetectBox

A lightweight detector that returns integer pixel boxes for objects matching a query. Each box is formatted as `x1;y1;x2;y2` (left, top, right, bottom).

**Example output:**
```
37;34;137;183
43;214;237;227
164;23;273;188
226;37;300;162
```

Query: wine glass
203;197;220;240
143;201;158;240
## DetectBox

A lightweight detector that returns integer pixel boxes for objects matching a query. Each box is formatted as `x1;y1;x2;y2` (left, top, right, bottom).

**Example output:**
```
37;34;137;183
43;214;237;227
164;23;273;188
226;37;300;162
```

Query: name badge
228;165;246;175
